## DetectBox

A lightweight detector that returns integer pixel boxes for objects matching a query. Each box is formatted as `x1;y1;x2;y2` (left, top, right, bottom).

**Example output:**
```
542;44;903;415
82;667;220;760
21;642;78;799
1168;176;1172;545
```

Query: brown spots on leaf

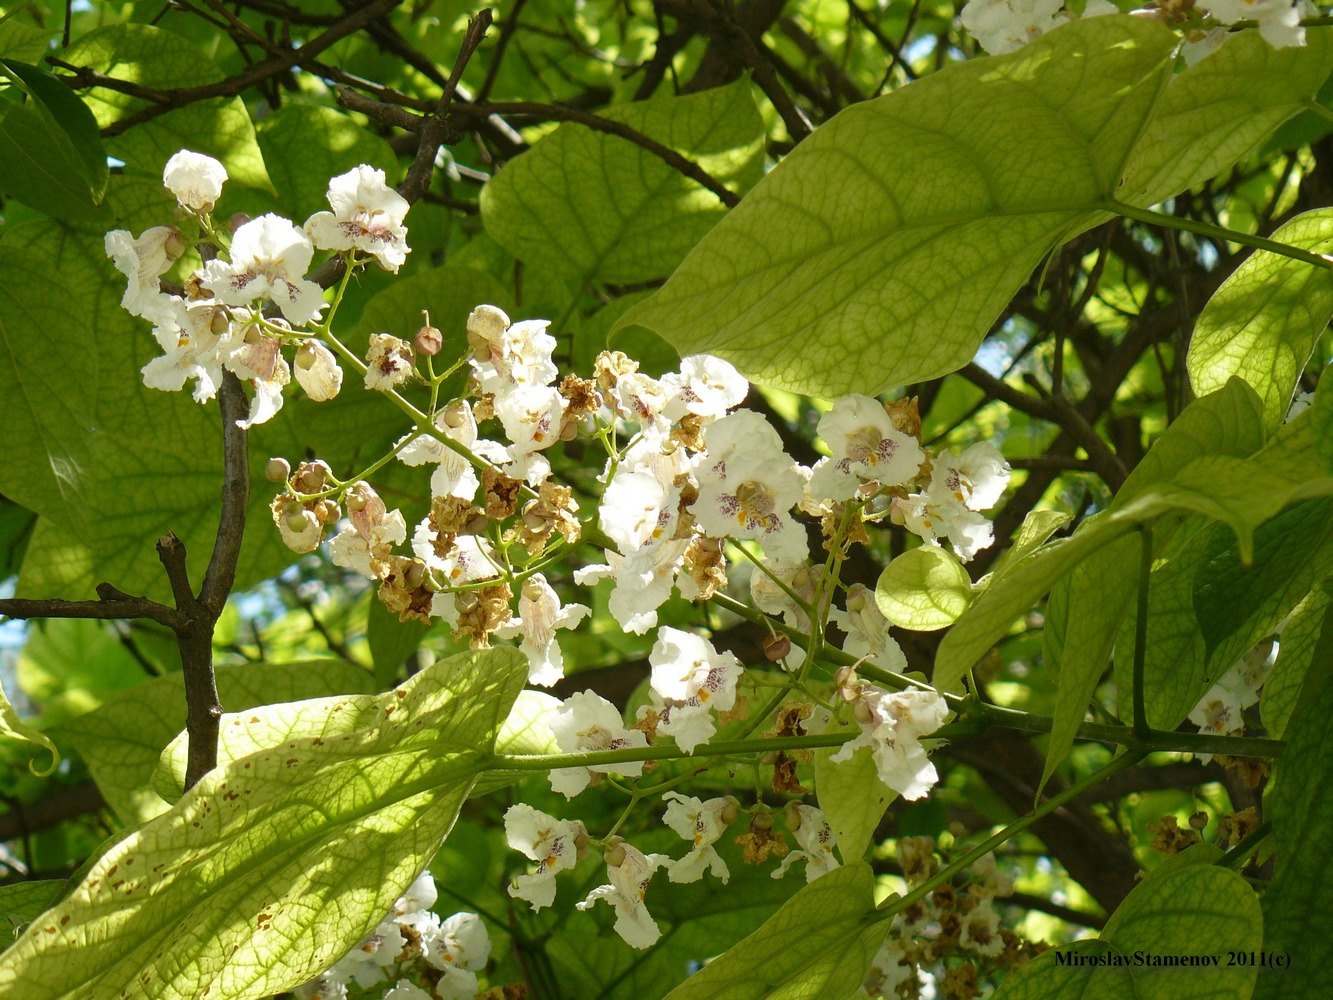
60;915;70;926
257;912;272;929
312;737;324;746
106;865;118;877
285;758;299;767
250;716;260;723
223;790;239;802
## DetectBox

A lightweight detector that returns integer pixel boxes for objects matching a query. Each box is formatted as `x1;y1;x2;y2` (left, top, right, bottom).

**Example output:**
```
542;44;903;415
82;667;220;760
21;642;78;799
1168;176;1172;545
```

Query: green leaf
620;20;1332;398
17;618;154;725
62;23;271;195
1039;533;1140;791
481;77;764;285
0;648;528;1000
365;596;430;688
255;104;400;224
1;675;58;776
998;848;1261;1000
985;508;1072;585
1187;209;1333;434
1260;586;1331;739
661;862;883;1000
813;739;894;865
875;545;974;630
1255;629;1333;999
1115;28;1333;207
58;659;376;824
0;59;108;217
154;664;555;802
0;881;62;946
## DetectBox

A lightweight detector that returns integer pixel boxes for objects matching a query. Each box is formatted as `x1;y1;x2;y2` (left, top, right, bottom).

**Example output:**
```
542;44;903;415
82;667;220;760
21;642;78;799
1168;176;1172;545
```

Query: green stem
490;732;854;772
1109;199;1333;270
1133;525;1152;741
877;748;1145;917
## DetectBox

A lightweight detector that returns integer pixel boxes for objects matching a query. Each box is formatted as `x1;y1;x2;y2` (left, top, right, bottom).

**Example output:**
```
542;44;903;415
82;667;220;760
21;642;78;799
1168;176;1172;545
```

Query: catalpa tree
0;1;1329;998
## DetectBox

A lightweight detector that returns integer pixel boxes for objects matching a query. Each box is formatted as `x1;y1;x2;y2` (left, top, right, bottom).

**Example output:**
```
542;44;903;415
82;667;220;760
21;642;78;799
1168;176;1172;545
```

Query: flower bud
784;801;803;830
316;498;340;524
163;227;187;261
295;342;320;370
414;311;443;356
1189;811;1208;831
265;457;290;483
720;796;740;826
751;809;774;833
346;489;368;513
404;559;428;589
834;665;858;689
763;633;791;661
573;823;590;858
853;699;875;726
442;401;469;430
603;837;626;869
285;509;311;533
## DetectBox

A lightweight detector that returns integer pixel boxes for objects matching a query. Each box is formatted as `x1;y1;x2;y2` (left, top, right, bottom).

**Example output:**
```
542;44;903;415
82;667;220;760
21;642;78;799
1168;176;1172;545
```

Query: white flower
599;445;688;553
547;690;648;797
504;804;585;911
293;975;348;1000
392;871;438;918
613;372;672;443
647;627;742;753
494;384;566;485
960;897;1004;956
105;226;183;323
1188;683;1245;762
364;332;415;391
468;305;558;391
141;298;242;403
662;792;735;884
691;411;807;563
200;214;325;325
492;573;591;686
773;804;840;882
860;936;913;998
163;150;227;212
893;492;995;563
226;324;291;428
1215;639;1277;710
397;401;508;502
575;843;670;948
421;912;490;999
1207;0;1306;49
305;165;411;271
575;540;691;635
831;584;908;673
928;442;1009;512
382;982;431;1000
831;684;949;801
328;482;408;579
661;354;749;423
293;339;343;401
959;0;1063;55
328;922;406;988
970;852;1015;899
809;395;925;501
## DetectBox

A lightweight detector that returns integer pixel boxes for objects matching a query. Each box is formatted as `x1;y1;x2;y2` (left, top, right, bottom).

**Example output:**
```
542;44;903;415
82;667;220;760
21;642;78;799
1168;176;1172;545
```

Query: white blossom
661;354;749;423
859;936;914;998
691;411;807;563
226;324;292;428
547;690;648;797
575;844;670;949
773;804;840;882
396;401;508;501
495;384;566;485
104;226;182;323
328;482;408;579
830;583;908;673
200;214;325;324
1207;0;1306;49
960;896;1004;956
809;394;925;501
421;911;490;999
381;982;431;1000
504;804;585;911
305;165;411;271
492;573;590;686
468;305;558;391
927;442;1009;512
647;627;742;753
830;684;949;801
140;298;241;404
893;491;995;563
293;339;343;401
364;333;415;391
958;0;1064;55
662;792;735;884
163;150;227;212
574;540;690;635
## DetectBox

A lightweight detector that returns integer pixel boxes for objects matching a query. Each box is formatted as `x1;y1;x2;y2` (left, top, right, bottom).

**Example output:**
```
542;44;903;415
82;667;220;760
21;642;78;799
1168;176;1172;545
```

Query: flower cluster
831;668;951;800
295;872;489;1000
958;0;1117;56
106;151;409;428
1186;638;1277;761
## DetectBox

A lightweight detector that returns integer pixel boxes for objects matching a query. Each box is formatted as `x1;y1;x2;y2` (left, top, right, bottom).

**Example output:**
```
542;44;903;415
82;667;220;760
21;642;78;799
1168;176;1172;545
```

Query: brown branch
401;8;494;205
199;372;250;616
464;101;742;207
476;0;528;102
0;783;108;845
49;0;402;137
0;594;182;629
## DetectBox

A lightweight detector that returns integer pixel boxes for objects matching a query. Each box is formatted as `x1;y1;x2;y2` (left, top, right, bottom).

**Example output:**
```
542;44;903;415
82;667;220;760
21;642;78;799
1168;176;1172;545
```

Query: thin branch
476;0;528;103
401;8;494;205
199;371;250;617
0;594;182;629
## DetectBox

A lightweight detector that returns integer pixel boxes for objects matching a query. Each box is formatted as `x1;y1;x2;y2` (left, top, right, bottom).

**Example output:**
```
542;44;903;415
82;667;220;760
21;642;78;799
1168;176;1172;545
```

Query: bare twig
0;594;182;629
